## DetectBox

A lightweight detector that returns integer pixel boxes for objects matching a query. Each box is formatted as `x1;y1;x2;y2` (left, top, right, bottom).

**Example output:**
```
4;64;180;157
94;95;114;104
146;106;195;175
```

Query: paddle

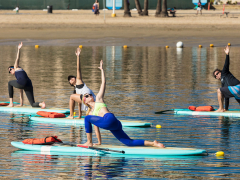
77;145;125;154
54;142;125;154
155;109;173;114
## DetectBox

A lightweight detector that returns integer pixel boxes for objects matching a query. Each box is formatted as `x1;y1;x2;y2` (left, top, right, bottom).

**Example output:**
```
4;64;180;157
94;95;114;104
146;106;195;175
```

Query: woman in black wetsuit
7;42;46;108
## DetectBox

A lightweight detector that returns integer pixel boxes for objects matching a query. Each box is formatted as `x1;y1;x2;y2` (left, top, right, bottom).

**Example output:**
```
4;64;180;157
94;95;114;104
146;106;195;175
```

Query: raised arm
222;46;230;74
14;42;23;69
96;60;106;102
75;48;84;85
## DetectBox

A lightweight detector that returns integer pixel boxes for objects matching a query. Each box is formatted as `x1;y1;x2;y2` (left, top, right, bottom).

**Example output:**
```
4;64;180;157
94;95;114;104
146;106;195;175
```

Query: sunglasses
214;71;220;78
9;68;13;73
84;94;92;98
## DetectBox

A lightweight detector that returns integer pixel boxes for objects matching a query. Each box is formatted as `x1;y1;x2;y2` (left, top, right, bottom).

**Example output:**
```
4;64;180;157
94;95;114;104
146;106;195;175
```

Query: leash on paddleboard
155;109;173;114
77;145;125;154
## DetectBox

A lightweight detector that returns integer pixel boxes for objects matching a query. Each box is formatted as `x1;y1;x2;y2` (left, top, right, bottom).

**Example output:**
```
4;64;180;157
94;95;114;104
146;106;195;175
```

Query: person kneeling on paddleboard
213;45;240;112
7;42;45;108
67;47;95;119
82;60;165;148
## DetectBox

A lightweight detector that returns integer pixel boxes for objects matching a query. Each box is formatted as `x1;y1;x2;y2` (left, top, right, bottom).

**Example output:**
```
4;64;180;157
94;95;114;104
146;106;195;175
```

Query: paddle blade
155;109;173;114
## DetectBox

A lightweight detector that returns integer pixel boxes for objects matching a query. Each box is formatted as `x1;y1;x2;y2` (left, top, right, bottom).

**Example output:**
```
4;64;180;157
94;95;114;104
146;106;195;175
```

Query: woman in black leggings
7;42;45;108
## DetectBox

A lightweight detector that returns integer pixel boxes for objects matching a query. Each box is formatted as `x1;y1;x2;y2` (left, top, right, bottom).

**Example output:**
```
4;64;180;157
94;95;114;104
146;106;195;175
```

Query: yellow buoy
35;45;39;48
199;45;202;48
111;13;116;17
123;45;128;48
215;151;224;156
79;45;83;49
210;44;214;47
228;43;231;46
156;125;162;128
73;112;76;116
165;46;169;48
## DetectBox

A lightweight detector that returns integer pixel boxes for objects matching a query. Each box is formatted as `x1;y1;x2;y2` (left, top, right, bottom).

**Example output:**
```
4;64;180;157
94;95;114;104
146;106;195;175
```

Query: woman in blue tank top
7;42;46;108
82;60;165;148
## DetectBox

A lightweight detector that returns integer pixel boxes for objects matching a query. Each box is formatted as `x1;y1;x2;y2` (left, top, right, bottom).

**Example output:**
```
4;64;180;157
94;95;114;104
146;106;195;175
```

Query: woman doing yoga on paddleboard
82;60;165;148
7;42;45;108
67;47;95;119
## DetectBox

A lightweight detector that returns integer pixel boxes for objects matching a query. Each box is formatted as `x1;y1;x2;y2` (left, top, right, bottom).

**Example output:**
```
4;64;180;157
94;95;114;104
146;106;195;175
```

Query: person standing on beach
196;0;202;15
93;0;100;16
213;45;240;112
7;42;46;108
67;47;96;119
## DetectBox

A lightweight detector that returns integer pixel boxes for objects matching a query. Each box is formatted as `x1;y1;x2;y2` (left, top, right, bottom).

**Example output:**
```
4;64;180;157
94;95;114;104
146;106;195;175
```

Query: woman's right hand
75;47;81;56
18;42;23;50
224;45;230;55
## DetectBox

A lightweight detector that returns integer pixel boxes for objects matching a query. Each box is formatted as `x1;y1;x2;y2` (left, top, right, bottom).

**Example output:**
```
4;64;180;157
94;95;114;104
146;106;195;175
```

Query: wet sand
0;9;240;47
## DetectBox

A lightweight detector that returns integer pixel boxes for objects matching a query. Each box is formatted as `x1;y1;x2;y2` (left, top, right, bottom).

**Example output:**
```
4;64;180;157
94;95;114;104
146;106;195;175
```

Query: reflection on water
1;46;240;179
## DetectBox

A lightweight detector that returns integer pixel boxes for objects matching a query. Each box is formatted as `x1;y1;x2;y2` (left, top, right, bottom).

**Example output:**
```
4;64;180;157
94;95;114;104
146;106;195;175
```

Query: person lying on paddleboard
213;45;240;112
7;42;46;108
82;60;165;148
67;47;95;119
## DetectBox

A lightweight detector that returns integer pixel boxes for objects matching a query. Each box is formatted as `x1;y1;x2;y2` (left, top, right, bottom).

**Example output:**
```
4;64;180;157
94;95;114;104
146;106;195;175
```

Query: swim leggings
8;80;40;107
84;113;145;146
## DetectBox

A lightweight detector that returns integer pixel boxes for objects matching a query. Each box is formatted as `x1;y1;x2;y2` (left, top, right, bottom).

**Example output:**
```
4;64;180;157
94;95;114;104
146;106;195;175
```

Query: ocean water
1;45;240;179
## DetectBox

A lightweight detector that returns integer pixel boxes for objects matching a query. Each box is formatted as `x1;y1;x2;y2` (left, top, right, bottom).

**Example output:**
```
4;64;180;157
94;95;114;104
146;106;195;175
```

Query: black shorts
220;87;234;98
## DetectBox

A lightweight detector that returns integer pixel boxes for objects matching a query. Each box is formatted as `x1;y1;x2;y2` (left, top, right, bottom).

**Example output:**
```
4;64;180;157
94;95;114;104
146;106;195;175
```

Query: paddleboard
0;101;70;114
11;142;207;156
12;150;206;160
29;116;152;127
174;109;240;117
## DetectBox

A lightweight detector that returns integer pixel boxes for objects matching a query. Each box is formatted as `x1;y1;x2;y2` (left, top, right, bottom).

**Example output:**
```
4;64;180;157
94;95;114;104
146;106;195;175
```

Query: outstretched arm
14;42;23;69
96;60;106;102
222;46;230;74
75;48;84;85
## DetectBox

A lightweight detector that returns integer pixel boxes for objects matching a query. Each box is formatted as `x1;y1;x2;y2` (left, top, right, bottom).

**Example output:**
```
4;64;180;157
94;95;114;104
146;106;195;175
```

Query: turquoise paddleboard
11;142;207;156
174;109;240;117
0;101;70;114
29;116;152;127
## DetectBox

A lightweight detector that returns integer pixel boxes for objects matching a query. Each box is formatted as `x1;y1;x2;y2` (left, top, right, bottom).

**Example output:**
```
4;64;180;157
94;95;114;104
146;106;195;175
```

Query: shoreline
0;10;240;47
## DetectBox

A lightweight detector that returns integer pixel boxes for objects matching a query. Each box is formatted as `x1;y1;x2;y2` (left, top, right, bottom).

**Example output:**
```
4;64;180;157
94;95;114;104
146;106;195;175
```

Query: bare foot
16;104;23;107
66;115;74;119
215;108;224;113
40;102;46;109
153;140;165;148
83;142;93;147
75;116;82;119
7;104;14;107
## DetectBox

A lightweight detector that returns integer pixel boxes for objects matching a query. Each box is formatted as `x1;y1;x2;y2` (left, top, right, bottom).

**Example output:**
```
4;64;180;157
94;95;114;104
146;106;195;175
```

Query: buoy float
79;45;83;49
156;125;162;128
215;151;224;156
199;45;202;48
228;43;231;46
176;41;183;48
73;112;76;116
123;45;128;48
35;45;39;48
166;46;169;48
210;44;214;47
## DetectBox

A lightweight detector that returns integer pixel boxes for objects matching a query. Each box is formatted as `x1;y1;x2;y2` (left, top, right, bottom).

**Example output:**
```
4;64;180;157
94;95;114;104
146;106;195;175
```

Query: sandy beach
0;9;240;47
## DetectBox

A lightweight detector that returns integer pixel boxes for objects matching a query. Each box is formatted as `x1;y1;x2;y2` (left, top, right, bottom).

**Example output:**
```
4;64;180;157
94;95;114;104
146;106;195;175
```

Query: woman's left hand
98;60;103;70
93;143;101;146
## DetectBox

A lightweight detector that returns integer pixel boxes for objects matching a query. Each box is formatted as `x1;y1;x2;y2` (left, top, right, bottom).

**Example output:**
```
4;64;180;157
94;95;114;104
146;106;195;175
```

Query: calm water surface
1;46;240;179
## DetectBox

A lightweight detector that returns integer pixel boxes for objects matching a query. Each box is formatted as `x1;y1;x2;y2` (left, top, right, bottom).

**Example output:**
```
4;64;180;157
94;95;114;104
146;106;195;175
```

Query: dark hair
8;66;14;73
213;68;222;78
67;75;76;86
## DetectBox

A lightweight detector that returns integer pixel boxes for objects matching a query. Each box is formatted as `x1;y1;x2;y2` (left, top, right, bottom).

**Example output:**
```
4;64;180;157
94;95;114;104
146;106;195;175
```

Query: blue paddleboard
11;142;207;156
